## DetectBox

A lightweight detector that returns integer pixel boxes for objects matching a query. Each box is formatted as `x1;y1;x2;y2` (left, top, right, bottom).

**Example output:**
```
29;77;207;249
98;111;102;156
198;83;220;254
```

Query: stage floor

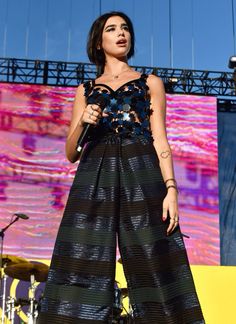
115;264;236;324
1;263;235;323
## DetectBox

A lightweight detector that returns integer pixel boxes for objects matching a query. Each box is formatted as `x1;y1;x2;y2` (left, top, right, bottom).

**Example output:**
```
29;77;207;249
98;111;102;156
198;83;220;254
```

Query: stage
0;58;235;323
1;262;235;324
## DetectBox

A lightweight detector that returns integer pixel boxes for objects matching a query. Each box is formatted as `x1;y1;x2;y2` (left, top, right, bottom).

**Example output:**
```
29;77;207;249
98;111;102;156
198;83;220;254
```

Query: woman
38;11;205;323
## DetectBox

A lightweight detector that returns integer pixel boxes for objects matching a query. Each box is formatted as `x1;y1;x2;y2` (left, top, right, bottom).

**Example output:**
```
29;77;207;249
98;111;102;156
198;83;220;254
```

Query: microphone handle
76;123;91;152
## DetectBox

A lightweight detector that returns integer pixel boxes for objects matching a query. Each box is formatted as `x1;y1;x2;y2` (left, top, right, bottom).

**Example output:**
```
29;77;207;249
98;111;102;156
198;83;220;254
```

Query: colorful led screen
0;83;219;265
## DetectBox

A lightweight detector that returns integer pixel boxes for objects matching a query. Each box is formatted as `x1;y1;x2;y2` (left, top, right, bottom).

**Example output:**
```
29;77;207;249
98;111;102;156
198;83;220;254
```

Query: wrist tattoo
160;150;171;159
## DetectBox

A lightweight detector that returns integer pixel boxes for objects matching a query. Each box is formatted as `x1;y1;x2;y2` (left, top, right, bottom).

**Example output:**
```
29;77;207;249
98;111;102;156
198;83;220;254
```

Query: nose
118;28;125;37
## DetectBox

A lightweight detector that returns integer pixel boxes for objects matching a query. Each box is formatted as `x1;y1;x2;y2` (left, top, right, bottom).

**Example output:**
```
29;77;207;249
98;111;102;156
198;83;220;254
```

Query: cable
232;0;236;54
45;0;49;60
169;0;173;68
191;0;195;70
67;0;72;61
99;0;102;16
150;0;154;66
3;0;9;57
25;0;31;58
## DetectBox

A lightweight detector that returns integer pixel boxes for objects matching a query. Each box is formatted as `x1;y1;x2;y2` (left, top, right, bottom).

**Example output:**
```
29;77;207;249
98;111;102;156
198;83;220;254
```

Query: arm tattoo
160;150;171;159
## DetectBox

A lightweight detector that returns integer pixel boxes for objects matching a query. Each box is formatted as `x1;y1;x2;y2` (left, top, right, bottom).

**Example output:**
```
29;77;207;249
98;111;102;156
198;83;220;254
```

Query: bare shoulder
74;82;89;101
146;74;165;91
76;82;86;94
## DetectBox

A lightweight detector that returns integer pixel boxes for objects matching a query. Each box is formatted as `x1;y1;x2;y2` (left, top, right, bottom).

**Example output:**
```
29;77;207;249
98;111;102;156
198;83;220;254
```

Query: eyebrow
104;23;128;30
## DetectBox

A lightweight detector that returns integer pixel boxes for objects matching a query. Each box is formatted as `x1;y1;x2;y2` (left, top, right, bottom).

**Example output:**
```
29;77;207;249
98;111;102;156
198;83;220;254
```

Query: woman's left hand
162;188;179;235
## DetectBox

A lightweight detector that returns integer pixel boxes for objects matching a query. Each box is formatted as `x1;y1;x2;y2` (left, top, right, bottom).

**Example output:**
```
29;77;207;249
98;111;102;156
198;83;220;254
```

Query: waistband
90;131;153;145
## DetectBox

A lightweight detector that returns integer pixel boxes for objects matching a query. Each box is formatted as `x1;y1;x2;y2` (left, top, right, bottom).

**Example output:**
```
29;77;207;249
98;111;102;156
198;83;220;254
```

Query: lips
116;39;127;45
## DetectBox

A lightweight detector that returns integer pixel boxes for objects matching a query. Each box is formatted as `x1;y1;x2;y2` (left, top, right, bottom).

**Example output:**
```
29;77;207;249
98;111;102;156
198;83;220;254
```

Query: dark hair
87;11;135;74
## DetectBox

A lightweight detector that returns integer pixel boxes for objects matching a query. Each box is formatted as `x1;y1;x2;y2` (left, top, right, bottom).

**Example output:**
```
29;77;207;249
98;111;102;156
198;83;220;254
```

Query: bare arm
147;74;179;234
66;83;106;163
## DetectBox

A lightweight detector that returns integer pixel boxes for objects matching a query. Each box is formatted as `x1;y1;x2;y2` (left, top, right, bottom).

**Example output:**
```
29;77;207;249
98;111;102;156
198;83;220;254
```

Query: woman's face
101;15;131;59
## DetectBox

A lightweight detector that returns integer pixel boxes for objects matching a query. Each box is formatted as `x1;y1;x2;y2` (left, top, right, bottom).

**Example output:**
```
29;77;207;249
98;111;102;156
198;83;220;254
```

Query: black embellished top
83;73;153;141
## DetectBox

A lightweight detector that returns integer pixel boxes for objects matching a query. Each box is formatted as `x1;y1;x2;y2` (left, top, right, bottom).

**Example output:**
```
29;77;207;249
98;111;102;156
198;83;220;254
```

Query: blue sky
0;0;235;72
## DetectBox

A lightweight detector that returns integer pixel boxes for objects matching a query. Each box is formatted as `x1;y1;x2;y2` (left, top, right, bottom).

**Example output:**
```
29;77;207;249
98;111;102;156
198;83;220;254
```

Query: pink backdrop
0;83;219;265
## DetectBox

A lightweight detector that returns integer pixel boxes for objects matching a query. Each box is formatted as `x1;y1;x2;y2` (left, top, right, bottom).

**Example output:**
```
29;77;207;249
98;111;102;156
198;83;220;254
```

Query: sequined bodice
83;73;152;140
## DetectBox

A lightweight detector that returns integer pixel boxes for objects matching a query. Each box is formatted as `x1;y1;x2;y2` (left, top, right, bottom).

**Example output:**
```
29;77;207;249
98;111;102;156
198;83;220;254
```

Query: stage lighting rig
228;56;236;69
228;56;236;95
0;58;234;96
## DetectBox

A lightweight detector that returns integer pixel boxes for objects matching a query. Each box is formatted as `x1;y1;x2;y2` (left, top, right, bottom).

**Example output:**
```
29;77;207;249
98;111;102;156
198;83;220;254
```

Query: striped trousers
38;134;204;324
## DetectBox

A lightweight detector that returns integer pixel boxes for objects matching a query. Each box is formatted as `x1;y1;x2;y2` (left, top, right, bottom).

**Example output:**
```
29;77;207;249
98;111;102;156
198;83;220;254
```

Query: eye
123;26;129;31
106;27;115;32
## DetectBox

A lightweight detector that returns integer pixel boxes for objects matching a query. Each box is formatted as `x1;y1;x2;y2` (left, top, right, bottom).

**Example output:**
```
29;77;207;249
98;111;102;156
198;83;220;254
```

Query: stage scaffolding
0;57;235;98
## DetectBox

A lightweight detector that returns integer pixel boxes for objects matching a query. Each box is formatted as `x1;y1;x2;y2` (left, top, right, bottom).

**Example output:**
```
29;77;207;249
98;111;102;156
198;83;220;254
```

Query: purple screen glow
0;83;219;265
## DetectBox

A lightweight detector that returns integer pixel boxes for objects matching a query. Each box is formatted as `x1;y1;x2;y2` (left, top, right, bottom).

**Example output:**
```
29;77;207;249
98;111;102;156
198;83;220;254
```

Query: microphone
14;213;29;220
76;123;91;152
76;96;108;152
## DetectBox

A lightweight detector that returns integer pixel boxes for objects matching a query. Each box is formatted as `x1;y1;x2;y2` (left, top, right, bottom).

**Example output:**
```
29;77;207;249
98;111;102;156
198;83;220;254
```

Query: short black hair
87;11;135;73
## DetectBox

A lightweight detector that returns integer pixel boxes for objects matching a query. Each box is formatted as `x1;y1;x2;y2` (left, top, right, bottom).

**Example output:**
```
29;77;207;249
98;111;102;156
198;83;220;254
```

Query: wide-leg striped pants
38;134;205;323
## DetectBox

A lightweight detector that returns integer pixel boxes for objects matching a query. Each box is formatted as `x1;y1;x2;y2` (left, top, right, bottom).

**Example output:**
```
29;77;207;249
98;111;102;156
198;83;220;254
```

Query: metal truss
0;57;235;97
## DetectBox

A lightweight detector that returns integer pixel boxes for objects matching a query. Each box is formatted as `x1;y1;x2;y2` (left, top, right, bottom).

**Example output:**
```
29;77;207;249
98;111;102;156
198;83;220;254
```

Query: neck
103;57;130;76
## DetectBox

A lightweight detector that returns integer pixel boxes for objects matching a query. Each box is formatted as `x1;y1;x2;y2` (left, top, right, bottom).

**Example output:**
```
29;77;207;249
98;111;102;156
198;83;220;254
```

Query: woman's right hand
79;104;108;126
